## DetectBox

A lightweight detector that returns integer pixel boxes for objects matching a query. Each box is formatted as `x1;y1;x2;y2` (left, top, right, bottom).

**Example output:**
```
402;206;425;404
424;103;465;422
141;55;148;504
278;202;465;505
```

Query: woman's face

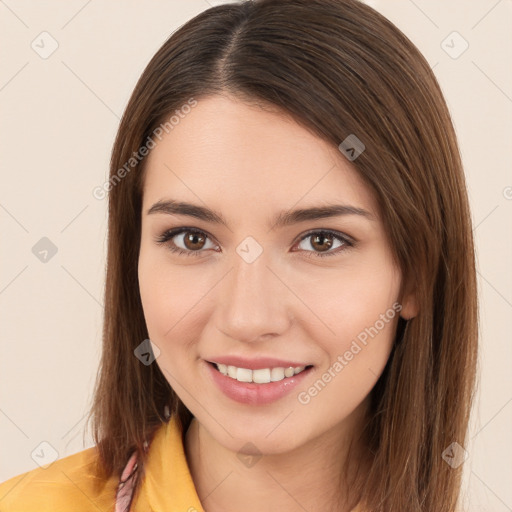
138;94;416;455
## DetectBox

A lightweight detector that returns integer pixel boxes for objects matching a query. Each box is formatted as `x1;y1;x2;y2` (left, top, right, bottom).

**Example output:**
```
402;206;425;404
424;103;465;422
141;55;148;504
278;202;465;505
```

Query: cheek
292;258;401;421
138;262;200;385
138;246;215;362
294;257;399;333
289;249;401;377
338;268;400;350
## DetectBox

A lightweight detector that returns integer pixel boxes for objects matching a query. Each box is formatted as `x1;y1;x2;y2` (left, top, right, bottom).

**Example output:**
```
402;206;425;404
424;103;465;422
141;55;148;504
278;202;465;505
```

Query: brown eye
310;233;335;252
295;230;352;258
155;228;217;257
183;231;207;251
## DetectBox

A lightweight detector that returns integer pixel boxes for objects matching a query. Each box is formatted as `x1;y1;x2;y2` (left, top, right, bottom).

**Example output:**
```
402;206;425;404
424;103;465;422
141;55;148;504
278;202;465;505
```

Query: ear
399;286;419;320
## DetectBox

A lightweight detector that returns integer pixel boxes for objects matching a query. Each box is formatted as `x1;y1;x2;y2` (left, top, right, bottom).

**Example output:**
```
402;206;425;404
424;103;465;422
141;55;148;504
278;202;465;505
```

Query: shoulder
0;446;118;511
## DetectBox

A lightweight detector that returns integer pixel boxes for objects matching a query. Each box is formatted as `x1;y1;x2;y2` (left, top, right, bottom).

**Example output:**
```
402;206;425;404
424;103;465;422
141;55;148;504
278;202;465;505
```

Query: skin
138;94;418;512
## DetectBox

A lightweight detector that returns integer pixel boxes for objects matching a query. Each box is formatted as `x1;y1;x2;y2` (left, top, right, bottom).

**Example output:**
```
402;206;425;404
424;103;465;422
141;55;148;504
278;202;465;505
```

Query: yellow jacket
0;415;204;511
0;416;364;511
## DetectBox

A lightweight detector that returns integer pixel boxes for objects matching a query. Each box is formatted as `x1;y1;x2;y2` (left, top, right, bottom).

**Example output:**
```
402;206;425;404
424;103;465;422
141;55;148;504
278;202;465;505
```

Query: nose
214;249;293;344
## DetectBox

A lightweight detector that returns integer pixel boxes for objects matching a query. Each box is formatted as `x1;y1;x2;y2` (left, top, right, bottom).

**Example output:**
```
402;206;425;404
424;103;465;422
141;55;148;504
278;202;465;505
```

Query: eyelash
154;227;355;259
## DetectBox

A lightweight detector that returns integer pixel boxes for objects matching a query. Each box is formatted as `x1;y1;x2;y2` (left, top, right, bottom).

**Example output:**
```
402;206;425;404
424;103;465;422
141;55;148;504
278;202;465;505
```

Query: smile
212;362;310;384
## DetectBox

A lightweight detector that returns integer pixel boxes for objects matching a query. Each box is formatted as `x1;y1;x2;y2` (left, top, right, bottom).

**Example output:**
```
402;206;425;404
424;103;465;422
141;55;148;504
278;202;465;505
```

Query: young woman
0;0;478;511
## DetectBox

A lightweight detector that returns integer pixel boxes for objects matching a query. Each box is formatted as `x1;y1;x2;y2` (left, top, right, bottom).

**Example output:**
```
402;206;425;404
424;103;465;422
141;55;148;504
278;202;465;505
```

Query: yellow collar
132;415;205;511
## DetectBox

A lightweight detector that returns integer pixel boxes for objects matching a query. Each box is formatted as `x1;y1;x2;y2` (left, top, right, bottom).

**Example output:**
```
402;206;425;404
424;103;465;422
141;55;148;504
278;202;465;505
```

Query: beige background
0;0;511;510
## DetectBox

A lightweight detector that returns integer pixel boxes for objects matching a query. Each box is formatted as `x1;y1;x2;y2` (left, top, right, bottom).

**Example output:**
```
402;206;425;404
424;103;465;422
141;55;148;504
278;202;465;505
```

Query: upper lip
206;356;312;370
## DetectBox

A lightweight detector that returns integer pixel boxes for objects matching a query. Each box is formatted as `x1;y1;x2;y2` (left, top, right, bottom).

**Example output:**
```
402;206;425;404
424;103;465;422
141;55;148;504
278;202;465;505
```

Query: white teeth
214;363;308;383
270;367;285;382
236;367;252;382
284;367;295;378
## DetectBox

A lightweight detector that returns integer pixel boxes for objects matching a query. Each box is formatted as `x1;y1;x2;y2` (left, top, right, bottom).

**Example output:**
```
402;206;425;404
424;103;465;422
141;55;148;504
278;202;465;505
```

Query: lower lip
204;361;313;405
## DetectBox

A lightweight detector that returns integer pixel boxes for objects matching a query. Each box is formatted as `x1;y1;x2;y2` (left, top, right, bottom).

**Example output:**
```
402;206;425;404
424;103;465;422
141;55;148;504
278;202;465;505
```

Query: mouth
207;361;314;384
205;359;315;405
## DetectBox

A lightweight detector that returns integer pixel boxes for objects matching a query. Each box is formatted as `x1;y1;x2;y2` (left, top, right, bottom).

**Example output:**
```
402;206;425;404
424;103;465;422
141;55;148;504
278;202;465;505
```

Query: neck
184;402;370;512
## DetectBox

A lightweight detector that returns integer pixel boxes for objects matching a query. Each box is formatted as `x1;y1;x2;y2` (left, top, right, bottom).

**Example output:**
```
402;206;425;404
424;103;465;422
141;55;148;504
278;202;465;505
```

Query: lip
204;360;314;405
206;355;310;370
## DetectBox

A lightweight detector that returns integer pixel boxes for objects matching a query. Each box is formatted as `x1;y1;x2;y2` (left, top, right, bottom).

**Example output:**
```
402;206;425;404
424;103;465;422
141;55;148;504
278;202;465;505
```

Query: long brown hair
86;0;478;510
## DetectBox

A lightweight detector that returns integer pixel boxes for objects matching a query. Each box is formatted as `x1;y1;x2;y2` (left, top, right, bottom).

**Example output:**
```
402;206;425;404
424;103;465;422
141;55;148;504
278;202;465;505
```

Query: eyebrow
146;199;375;228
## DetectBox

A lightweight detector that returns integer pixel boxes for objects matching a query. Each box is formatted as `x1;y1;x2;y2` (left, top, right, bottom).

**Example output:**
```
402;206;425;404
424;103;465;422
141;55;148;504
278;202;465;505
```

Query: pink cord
114;451;138;512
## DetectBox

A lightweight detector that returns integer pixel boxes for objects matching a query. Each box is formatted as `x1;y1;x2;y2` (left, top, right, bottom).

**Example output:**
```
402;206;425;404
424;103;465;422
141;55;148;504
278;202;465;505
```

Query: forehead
142;94;378;219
